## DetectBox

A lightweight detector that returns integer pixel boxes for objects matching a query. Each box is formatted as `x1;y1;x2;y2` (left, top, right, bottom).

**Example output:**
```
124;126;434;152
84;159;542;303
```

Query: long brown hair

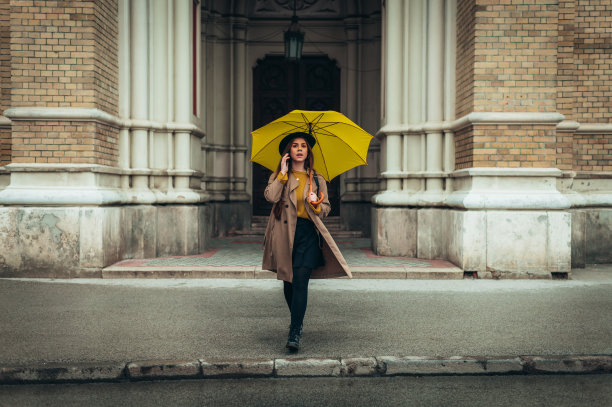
273;136;315;220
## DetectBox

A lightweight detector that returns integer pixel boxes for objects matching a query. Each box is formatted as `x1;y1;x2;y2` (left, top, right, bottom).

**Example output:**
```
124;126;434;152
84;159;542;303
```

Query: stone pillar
173;0;192;191
425;0;444;194
382;0;402;193
403;0;424;193
232;18;248;199
151;0;170;189
118;0;131;190
130;0;150;191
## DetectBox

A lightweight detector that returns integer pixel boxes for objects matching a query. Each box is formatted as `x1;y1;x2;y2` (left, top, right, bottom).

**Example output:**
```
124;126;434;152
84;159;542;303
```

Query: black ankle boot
288;324;303;338
286;325;301;351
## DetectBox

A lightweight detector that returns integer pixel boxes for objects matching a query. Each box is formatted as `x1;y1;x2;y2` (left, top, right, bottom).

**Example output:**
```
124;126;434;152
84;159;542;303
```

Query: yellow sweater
277;170;322;219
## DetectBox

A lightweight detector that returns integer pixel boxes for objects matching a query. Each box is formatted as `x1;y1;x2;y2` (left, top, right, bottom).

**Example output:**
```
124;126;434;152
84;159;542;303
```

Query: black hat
278;132;317;154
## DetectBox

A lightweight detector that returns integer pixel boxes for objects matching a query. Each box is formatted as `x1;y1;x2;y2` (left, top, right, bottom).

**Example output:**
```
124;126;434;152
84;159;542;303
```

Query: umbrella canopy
250;110;373;182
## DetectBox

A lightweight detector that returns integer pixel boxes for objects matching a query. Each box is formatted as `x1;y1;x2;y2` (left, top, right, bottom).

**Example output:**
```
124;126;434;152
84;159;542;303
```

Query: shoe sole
286;343;299;352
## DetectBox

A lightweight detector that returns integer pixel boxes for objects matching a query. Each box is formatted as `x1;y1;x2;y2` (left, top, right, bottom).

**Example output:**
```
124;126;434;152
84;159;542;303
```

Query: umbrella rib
311;132;331;180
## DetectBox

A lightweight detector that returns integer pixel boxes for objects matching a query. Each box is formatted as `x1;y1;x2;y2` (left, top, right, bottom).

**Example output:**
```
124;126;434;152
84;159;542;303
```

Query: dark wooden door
252;55;341;216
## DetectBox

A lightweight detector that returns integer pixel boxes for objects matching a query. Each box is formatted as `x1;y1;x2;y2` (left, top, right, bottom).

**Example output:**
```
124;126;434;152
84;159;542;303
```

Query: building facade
0;0;610;278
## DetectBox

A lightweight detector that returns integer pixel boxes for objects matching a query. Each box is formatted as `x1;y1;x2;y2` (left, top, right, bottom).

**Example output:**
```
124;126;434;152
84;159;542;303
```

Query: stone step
235;216;363;239
101;266;464;280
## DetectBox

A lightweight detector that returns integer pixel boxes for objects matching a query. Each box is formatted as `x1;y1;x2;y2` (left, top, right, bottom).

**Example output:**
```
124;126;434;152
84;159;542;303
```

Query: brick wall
8;0;119;166
11;120;117;166
456;124;557;169
571;0;612;172
456;0;476;119
574;0;612;123
556;0;575;119
93;0;119;116
0;0;10;165
471;0;559;113
9;0;118;111
454;125;474;169
573;134;612;171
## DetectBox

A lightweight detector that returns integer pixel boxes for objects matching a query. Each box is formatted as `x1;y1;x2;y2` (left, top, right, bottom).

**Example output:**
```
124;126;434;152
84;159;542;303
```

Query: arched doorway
252;55;341;217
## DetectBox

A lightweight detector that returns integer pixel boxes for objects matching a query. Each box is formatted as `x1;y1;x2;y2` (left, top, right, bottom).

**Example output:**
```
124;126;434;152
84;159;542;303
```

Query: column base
0;204;211;278
570;208;612;267
371;207;572;278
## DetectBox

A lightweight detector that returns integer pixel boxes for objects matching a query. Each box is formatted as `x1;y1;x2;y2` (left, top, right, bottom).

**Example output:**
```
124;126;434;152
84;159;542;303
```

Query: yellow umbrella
250;110;374;182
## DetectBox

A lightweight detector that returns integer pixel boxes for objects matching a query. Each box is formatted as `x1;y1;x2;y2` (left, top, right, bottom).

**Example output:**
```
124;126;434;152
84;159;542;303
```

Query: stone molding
0;164;208;205
377;112;566;137
447;168;571;210
3;107;206;139
0;116;11;128
374;167;573;209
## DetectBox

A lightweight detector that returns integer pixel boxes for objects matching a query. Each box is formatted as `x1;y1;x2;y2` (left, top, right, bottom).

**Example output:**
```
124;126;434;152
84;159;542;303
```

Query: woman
262;131;352;352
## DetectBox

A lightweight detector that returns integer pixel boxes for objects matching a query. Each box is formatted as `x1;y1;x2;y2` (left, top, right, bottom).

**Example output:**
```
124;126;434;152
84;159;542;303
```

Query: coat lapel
288;174;299;209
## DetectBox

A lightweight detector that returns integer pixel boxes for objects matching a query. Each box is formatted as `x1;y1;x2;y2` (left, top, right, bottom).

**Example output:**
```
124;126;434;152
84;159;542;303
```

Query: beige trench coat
262;170;352;283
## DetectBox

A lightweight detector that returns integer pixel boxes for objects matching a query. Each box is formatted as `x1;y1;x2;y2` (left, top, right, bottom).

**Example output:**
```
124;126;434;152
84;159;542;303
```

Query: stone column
425;0;444;193
443;0;457;187
232;18;248;198
151;0;169;182
382;0;402;193
404;0;424;193
118;0;131;190
342;18;361;199
130;0;150;190
173;0;192;190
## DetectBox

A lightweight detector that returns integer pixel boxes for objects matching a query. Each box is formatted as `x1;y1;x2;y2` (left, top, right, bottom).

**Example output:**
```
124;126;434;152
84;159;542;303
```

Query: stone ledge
126;360;201;380
521;355;612;374
200;359;274;377
0;362;126;384
275;358;343;377
2;355;610;384
101;266;465;280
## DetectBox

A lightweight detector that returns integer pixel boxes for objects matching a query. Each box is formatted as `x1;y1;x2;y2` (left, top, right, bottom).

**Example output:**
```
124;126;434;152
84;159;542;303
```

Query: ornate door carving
252;55;340;216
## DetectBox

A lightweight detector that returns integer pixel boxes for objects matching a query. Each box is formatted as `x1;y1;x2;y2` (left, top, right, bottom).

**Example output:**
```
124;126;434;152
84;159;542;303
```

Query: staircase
234;216;364;239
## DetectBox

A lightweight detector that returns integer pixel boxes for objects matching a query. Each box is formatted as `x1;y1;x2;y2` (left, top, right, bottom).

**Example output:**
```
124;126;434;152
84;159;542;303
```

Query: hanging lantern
284;5;304;61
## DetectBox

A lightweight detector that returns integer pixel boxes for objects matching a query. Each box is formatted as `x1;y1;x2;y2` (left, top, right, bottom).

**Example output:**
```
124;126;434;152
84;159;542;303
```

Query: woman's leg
290;267;312;329
283;281;293;311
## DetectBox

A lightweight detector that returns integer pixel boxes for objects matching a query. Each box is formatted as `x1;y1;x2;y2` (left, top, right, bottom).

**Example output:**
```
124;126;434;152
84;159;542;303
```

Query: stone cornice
574;123;612;134
0;116;11;128
377;112;566;137
451;168;563;178
3;107;206;138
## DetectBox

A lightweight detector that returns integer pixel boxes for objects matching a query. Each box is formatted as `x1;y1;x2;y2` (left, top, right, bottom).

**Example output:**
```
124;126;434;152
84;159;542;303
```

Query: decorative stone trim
451;112;565;130
451;167;563;178
447;167;570;210
377;112;566;137
4;107;123;127
0;116;11;128
575;123;612;134
3;107;206;138
4;163;125;175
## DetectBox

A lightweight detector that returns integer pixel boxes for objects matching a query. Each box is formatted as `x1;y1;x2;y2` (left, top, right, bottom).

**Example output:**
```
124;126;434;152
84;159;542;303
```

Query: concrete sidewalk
1;265;611;384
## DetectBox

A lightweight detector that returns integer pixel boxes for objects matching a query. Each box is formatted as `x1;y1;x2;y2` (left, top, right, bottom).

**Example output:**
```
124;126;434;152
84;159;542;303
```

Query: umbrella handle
309;171;325;205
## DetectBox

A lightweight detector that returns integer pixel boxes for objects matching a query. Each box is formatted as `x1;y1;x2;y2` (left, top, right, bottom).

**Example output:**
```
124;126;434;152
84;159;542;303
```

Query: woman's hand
280;153;290;175
308;192;318;204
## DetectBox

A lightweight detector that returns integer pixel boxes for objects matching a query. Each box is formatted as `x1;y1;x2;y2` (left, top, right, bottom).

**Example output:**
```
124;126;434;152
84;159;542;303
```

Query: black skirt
292;217;324;270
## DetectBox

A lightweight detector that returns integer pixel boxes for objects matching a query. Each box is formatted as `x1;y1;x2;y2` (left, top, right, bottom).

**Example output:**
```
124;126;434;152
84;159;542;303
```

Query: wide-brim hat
278;132;317;154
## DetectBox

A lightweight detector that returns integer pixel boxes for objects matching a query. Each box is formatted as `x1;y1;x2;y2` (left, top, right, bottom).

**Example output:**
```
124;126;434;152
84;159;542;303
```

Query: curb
1;355;611;384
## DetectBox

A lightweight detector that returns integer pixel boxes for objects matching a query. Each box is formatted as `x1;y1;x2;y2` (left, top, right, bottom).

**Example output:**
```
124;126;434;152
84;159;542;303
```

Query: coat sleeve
264;171;285;203
315;173;331;219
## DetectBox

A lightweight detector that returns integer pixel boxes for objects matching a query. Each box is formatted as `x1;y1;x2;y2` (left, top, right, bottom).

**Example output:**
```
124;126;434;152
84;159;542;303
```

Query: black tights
283;267;312;329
